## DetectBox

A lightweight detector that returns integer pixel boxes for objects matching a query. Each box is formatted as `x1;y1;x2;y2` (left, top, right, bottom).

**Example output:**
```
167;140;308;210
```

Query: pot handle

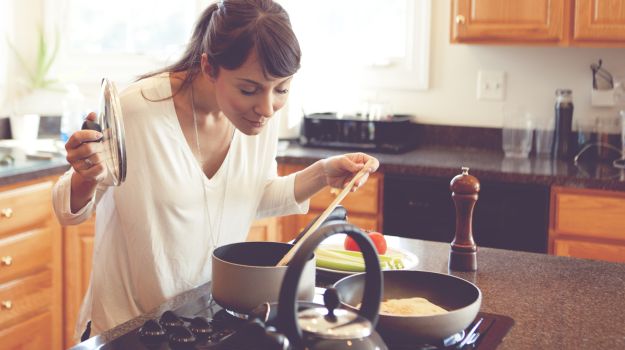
277;221;382;347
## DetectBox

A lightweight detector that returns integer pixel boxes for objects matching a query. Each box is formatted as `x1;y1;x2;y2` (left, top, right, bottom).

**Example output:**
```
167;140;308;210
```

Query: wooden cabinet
246;217;281;242
279;163;384;242
63;215;95;348
451;0;625;46
451;0;568;44
0;177;62;350
574;0;625;43
549;186;625;263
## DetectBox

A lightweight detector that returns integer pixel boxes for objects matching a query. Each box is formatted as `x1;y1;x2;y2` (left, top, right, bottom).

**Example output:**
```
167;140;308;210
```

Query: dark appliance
383;175;550;253
299;113;418;153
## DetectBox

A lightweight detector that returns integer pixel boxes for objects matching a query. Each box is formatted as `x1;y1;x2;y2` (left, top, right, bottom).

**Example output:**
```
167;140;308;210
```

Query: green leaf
5;25;60;90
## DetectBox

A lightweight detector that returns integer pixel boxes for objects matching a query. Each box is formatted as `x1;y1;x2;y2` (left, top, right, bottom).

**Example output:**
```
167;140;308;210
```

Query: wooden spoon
276;159;375;266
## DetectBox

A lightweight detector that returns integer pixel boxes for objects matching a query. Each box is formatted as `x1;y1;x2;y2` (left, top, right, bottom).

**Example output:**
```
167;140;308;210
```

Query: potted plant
7;26;64;140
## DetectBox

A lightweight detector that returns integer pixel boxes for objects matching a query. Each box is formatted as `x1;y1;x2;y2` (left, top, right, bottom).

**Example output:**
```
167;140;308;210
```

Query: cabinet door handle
1;207;13;218
455;14;466;25
1;256;12;266
1;300;12;310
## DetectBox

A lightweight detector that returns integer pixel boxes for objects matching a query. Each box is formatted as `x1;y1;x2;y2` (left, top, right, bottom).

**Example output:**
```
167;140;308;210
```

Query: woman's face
208;51;292;136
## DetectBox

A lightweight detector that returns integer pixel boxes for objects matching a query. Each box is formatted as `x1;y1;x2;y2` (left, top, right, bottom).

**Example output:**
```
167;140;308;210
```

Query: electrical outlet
477;70;505;100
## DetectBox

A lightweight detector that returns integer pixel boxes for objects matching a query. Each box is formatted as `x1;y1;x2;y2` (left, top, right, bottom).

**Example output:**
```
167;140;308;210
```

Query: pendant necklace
191;85;230;253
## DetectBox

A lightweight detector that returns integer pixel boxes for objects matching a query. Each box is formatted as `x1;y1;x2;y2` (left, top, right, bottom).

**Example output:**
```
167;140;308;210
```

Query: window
43;0;430;117
45;0;204;83
278;0;431;116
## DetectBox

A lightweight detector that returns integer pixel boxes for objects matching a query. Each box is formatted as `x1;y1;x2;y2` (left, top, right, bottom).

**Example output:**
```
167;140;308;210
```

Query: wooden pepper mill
449;167;480;271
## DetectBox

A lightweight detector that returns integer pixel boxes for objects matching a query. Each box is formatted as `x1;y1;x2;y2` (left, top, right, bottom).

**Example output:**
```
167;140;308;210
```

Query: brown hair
138;0;301;98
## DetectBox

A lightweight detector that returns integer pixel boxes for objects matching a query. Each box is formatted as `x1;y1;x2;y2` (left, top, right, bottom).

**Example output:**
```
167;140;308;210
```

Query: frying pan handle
81;120;104;142
277;222;382;348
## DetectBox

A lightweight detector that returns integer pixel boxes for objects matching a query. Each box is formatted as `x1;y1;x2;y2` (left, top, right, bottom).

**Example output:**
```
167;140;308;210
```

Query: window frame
44;0;210;84
279;0;431;91
44;0;431;90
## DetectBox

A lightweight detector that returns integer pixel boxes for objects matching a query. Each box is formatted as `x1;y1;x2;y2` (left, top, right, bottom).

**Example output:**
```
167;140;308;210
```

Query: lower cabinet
246;217;281;242
550;186;625;263
63;215;95;348
0;177;62;350
279;163;383;242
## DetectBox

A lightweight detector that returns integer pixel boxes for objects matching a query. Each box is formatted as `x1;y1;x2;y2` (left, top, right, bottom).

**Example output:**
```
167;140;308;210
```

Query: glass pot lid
83;78;127;186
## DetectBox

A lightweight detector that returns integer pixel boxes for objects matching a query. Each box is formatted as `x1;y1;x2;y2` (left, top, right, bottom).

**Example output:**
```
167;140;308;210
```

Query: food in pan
358;297;448;317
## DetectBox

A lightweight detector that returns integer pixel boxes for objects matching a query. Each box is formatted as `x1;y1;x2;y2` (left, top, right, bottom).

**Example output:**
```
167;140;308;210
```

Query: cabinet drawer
0;269;53;330
0;310;52;350
0;181;53;237
554;190;625;241
553;238;625;263
310;175;380;214
0;227;53;284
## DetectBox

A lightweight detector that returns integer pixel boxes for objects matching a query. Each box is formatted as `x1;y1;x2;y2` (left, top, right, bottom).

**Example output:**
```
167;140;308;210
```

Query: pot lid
86;78;127;186
297;306;372;340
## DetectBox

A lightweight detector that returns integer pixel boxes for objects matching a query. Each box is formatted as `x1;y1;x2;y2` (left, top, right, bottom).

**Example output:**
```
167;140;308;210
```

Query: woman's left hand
322;153;380;191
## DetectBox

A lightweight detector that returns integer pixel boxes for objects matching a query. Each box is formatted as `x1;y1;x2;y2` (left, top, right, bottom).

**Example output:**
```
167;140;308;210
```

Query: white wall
386;0;625;128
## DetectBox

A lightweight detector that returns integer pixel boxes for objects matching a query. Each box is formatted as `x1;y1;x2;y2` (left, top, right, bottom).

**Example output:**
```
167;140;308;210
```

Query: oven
383;174;550;253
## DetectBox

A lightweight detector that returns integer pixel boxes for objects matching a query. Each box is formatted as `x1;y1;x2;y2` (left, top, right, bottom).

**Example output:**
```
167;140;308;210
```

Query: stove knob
159;310;184;329
189;317;213;338
138;319;165;344
168;325;196;349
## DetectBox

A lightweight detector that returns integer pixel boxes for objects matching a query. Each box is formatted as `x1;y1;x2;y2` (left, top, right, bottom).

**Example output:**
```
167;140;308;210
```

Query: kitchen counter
277;142;625;191
74;238;625;350
0;155;69;186
0;140;70;186
4;139;623;191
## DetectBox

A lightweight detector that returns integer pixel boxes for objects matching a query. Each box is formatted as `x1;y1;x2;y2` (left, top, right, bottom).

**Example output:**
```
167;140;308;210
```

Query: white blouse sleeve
52;168;107;225
256;159;309;219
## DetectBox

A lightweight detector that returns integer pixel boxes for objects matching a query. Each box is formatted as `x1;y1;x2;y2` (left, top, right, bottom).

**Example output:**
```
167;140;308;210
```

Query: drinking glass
502;105;533;158
534;117;554;157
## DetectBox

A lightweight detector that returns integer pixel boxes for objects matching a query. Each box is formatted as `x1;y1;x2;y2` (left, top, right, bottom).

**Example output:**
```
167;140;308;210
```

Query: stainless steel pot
211;241;316;314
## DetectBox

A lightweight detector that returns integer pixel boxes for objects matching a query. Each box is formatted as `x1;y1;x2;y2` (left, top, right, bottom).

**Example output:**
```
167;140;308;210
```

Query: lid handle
323;288;340;321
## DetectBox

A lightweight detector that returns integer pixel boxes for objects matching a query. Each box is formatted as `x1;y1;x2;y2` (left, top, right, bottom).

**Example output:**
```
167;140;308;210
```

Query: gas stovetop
89;290;514;350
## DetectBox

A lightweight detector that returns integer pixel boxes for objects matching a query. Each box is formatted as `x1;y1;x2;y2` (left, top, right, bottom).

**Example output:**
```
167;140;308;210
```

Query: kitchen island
72;237;625;350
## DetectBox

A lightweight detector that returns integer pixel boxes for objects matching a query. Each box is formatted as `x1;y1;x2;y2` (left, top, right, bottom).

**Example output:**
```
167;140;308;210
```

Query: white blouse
52;73;309;339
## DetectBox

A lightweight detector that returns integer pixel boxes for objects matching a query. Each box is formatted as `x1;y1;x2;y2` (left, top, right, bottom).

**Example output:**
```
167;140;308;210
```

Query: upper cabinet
574;0;625;43
451;0;625;47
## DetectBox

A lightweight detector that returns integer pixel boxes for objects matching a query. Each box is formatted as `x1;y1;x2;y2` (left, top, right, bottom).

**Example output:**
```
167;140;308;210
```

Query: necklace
191;86;230;252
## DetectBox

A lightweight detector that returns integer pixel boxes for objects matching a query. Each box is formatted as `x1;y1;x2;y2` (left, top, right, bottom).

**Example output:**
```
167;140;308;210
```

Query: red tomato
344;231;388;255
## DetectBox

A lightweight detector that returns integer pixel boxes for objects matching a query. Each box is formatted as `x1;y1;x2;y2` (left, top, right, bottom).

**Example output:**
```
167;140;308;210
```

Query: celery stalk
315;248;405;271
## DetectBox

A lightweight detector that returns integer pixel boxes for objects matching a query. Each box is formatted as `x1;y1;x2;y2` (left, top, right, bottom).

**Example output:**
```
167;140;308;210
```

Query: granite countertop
4;137;624;192
0;143;69;186
277;142;625;191
77;238;625;349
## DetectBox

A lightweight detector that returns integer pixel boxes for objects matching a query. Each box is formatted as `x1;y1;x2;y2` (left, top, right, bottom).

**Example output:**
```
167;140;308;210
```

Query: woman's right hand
65;112;105;184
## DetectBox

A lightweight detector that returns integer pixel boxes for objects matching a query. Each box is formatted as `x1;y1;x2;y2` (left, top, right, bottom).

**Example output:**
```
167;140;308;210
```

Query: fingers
85;112;97;121
65;130;103;150
66;141;103;163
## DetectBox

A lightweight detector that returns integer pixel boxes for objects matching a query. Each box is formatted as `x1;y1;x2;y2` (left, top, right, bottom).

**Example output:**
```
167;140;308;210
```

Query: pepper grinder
449;167;480;271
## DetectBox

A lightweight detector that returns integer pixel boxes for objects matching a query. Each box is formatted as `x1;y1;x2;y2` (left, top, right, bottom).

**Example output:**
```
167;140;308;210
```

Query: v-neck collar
161;72;237;184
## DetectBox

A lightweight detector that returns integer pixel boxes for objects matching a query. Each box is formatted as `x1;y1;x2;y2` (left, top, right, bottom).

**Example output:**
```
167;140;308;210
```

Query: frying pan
334;270;481;342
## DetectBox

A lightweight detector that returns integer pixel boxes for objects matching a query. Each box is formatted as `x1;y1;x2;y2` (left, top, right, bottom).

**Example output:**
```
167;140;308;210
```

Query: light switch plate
477;70;506;100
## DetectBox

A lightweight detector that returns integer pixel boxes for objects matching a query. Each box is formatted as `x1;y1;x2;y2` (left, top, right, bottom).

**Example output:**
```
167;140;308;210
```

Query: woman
53;0;379;340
